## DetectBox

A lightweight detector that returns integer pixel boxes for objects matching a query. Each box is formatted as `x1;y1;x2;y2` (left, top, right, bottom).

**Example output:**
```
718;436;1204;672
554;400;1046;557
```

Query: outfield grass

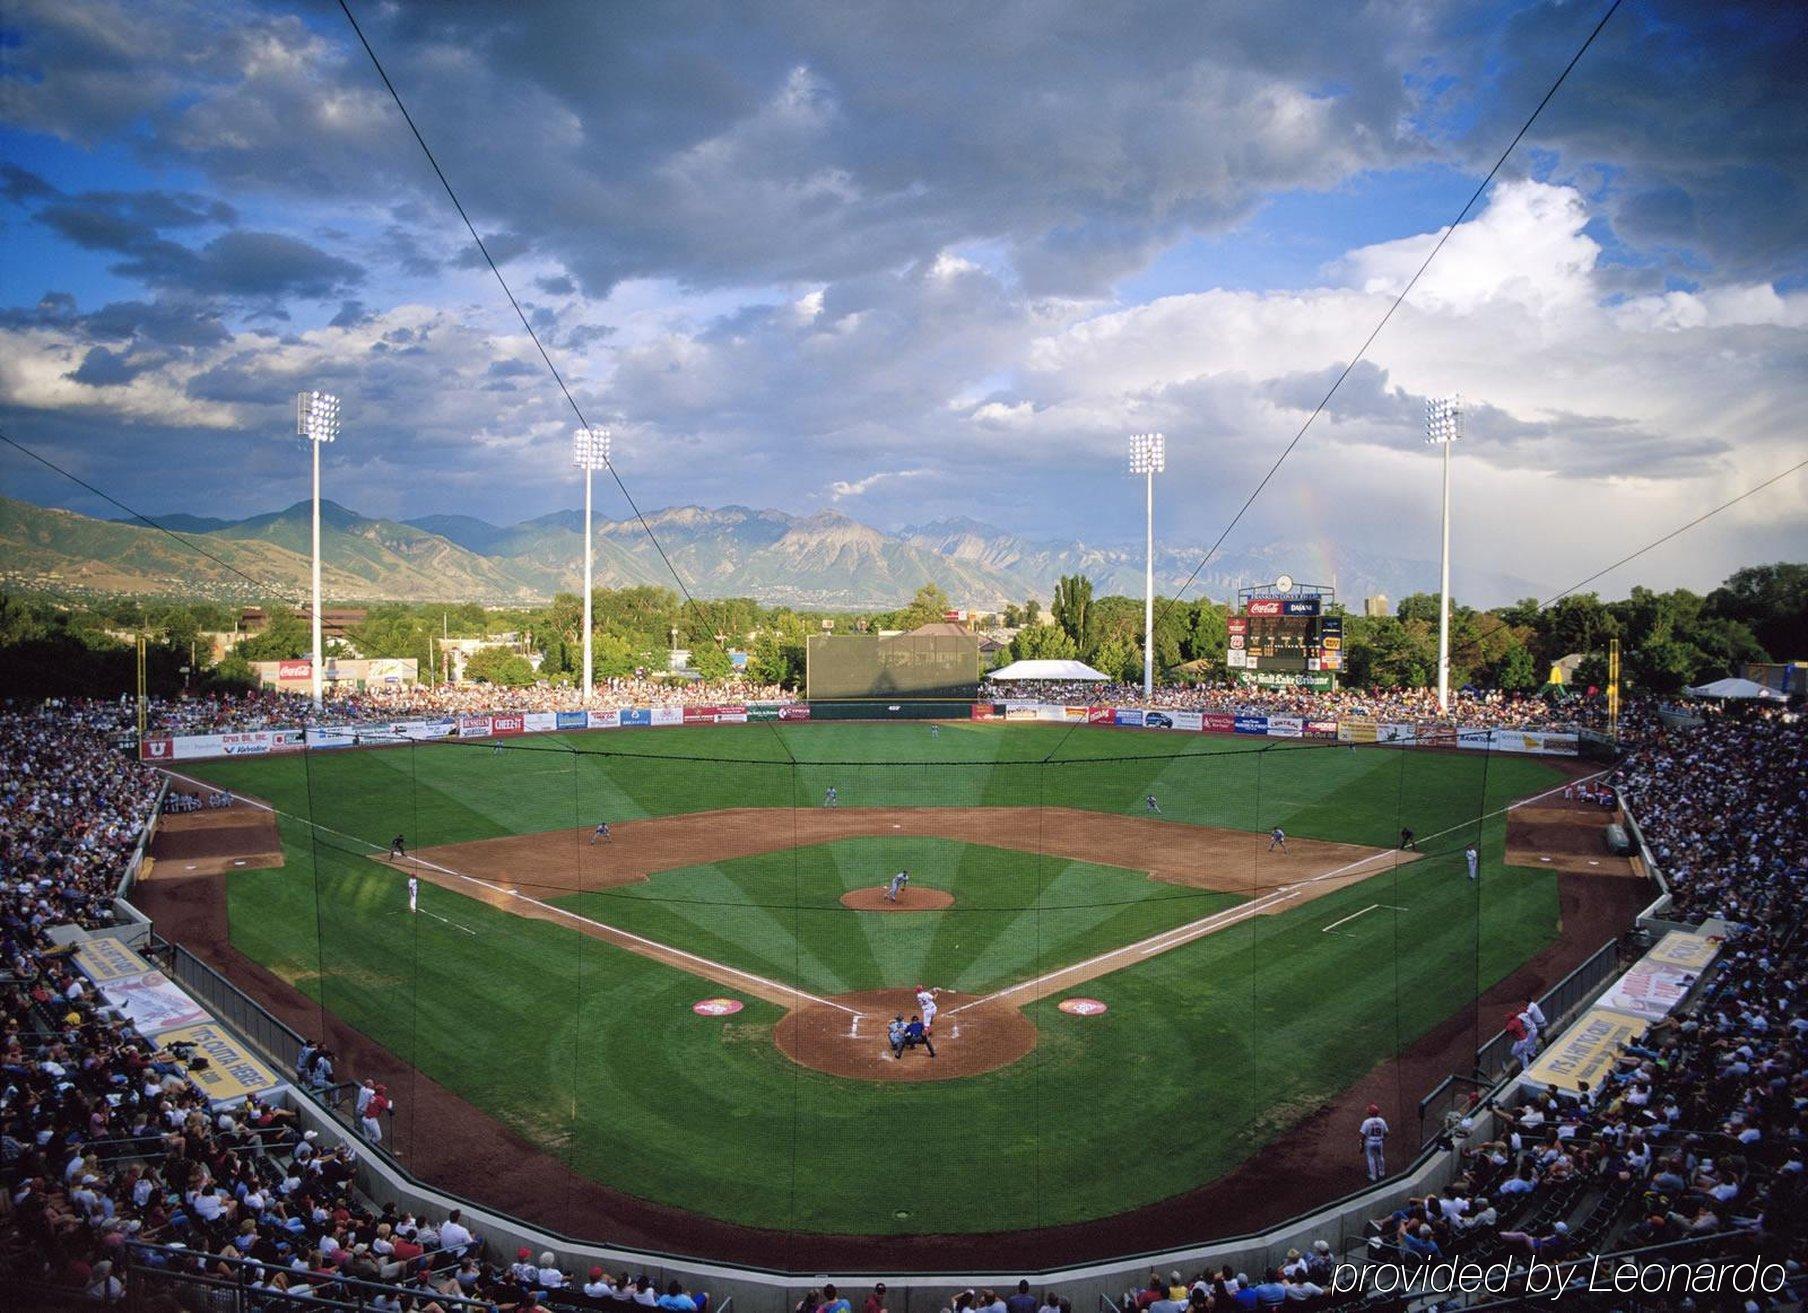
190;723;1566;1235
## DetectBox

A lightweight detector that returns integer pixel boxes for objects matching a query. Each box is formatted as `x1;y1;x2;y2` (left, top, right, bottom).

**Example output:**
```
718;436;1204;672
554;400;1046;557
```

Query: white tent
1684;677;1785;701
987;658;1112;682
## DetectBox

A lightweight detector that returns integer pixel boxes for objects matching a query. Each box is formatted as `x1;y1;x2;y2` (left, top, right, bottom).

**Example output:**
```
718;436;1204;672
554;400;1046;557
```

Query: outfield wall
139;699;1582;760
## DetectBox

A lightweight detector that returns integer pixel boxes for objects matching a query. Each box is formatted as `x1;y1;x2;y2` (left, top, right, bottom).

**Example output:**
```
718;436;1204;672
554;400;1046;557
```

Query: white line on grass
1321;904;1381;934
156;768;854;1015
948;764;1615;1015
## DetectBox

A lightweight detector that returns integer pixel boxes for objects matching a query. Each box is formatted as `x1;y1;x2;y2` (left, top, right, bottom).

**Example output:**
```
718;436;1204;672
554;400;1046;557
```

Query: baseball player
1464;845;1479;880
1359;1104;1390;1182
887;1015;907;1059
915;985;939;1032
885;870;910;903
388;834;406;862
903;1015;935;1058
1144;793;1162;815
823;785;839;808
1519;997;1547;1044
1268;826;1287;852
1399;826;1418;852
590;821;612;845
407;875;419;914
493;741;503;756
930;724;941;740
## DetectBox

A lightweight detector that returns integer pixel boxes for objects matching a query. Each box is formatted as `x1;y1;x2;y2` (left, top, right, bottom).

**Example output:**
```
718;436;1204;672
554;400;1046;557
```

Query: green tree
1010;624;1078;662
591;633;640;680
897;583;952;631
1396;592;1442;624
1495;643;1540;692
1091;633;1141;683
464;646;535;687
1706;563;1803;659
1023;598;1041;626
1001;603;1023;628
238;608;309;662
1051;574;1094;648
688;641;734;681
1185;603;1229;666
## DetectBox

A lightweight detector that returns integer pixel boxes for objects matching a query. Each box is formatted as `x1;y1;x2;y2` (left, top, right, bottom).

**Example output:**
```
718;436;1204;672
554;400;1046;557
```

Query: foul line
158;763;1611;1021
947;765;1615;1016
154;769;855;1015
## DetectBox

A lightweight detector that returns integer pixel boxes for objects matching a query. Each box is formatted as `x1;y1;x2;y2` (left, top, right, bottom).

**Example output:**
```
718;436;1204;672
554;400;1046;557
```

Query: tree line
0;562;1798;699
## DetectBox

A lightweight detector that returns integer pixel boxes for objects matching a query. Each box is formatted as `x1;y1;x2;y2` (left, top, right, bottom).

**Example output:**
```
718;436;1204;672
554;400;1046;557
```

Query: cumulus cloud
829;468;932;500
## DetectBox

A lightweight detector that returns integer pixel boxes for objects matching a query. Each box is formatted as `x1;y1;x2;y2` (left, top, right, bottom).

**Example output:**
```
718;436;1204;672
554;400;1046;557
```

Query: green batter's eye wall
184;720;1579;1269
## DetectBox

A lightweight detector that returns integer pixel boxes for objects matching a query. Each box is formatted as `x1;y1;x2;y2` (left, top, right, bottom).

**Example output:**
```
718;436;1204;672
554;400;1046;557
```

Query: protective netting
202;717;1562;1264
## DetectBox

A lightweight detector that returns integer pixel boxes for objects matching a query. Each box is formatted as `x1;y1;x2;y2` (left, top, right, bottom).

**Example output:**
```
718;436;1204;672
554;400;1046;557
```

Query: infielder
1399;826;1419;852
1268;826;1287;852
388;834;407;862
915;985;939;1032
590;821;612;845
1464;845;1479;880
1359;1103;1390;1182
1144;793;1162;815
885;870;910;903
407;875;419;914
823;785;839;808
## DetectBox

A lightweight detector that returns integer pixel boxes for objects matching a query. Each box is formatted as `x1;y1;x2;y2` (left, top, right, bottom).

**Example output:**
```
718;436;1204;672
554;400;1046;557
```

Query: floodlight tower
572;426;612;704
1425;396;1462;714
1128;432;1166;701
295;391;341;709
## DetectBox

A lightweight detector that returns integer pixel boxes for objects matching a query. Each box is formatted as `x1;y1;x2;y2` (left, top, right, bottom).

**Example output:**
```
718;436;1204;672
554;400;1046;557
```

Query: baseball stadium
3;2;1806;1311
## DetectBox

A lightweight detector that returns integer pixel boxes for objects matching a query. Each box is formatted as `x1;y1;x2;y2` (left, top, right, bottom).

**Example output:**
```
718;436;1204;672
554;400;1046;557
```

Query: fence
1472;937;1627;1084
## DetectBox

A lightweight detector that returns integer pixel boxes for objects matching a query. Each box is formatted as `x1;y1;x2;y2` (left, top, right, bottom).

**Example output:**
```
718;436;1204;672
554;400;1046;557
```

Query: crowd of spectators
982;679;1571;728
3;688;1804;1308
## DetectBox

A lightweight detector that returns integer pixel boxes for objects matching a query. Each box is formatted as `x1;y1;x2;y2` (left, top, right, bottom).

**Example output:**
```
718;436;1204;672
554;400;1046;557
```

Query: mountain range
0;494;1546;609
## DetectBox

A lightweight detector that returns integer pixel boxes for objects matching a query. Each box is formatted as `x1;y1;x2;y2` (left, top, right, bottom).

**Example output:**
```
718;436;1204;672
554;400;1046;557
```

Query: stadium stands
2;692;1803;1308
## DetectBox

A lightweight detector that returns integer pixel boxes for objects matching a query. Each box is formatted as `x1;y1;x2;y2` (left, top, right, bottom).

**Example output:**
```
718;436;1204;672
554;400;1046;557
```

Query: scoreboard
1227;594;1343;679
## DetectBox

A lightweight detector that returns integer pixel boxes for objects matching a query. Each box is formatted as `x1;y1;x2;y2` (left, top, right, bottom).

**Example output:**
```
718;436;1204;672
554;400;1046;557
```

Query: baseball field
174;721;1576;1238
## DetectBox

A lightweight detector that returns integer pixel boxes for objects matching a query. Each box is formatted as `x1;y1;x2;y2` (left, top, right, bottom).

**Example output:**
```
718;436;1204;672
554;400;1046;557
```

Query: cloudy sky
1;0;1803;595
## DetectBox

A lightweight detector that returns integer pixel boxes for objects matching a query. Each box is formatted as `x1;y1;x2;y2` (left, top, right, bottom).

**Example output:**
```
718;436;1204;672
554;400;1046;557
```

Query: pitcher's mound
840;885;954;911
774;989;1036;1083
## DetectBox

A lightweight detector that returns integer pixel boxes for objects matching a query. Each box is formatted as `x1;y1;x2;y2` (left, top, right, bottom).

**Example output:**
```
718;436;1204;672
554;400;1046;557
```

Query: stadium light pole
295;391;341;709
572;426;612;705
1426;397;1462;714
1128;433;1166;701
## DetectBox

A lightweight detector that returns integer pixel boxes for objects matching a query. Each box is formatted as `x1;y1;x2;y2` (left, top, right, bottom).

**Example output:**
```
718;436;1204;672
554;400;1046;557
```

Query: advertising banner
556;711;588;731
1234;714;1268;735
1521;1006;1649;1095
157;1022;285;1104
524;712;559;734
1523;732;1578;756
1171;709;1204;732
1226;649;1247;668
1062;706;1089;720
970;703;999;721
1281;598;1321;616
1306;718;1338;738
1599;961;1699;1021
1245;599;1285;617
586;709;621;730
75;938;155;986
1113;708;1145;727
650;707;684;726
717;706;748;723
1266;715;1303;738
746;704;783;721
1006;705;1039;721
490;714;525;736
1141;711;1177;730
457;715;492;738
140;736;174;762
278;659;312;680
270;729;306;752
1378;722;1416;745
1201;711;1235;734
105;970;211;1036
1646;930;1721;972
683;705;718;724
1338;716;1378;743
1034;704;1069;722
1457;728;1493;751
304;727;359;750
1416;722;1458;747
778;704;811;721
1087;706;1116;724
618;708;651;727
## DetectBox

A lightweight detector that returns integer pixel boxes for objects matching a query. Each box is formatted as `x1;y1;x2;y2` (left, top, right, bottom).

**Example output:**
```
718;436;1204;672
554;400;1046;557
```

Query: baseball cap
1367;1103;1381;1115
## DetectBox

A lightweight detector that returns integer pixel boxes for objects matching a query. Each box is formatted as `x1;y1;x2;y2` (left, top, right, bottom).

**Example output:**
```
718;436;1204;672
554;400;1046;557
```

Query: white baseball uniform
1360;1114;1389;1181
915;987;938;1031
